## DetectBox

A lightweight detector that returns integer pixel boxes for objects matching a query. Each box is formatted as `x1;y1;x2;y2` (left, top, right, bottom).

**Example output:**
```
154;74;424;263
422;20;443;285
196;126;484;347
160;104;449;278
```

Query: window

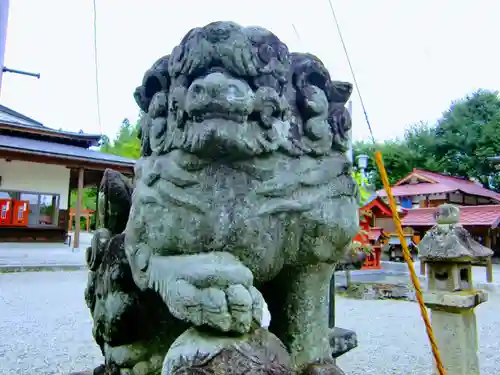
0;190;60;227
39;194;59;225
400;197;413;209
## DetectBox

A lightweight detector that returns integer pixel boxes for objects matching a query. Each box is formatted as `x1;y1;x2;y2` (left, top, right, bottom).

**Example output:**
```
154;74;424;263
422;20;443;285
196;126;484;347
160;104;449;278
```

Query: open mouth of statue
188;109;248;124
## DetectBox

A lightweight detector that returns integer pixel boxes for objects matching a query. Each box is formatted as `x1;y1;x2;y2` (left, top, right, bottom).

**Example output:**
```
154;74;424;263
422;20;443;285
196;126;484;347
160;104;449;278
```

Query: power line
291;24;302;44
92;0;102;134
326;0;375;145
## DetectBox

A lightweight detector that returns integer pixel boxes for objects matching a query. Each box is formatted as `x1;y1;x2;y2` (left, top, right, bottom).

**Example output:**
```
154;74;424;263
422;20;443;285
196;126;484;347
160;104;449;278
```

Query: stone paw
150;253;269;334
167;279;267;334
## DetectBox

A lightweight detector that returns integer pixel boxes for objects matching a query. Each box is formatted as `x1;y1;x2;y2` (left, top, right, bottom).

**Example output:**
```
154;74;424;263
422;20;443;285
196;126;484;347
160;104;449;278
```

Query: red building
355;197;393;269
375;168;500;259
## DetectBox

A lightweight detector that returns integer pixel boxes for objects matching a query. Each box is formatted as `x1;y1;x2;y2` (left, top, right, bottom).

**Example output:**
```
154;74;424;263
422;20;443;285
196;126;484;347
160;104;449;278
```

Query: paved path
0;233;92;270
1;270;500;375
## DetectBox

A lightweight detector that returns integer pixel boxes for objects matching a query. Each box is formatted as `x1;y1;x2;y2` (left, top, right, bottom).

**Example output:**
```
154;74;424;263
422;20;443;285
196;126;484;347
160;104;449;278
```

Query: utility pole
0;0;10;93
0;0;40;97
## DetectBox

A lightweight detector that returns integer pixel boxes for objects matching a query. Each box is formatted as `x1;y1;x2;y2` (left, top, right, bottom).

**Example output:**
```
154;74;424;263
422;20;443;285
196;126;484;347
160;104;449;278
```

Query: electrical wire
92;0;103;134
326;1;447;374
292;24;302;44
326;0;375;145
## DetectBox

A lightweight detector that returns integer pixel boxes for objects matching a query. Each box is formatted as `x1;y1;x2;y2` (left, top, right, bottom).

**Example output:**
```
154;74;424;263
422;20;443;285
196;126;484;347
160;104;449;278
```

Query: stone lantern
418;204;493;375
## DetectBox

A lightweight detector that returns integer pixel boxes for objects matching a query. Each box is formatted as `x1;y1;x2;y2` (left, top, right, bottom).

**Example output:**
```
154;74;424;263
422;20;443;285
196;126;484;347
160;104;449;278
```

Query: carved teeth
189;112;247;123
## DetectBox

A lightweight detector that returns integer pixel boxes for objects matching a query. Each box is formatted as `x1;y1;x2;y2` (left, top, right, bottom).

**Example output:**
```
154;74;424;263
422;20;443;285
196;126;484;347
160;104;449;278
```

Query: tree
433;90;500;188
353;140;418;189
101;118;141;159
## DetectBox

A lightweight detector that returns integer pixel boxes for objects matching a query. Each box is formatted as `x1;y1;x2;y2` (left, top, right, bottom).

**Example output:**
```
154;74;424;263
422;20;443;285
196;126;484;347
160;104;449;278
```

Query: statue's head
134;21;353;161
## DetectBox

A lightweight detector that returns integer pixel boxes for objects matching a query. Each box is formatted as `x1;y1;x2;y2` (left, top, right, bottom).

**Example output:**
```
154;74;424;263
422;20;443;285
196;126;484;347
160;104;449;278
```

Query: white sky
1;0;500;142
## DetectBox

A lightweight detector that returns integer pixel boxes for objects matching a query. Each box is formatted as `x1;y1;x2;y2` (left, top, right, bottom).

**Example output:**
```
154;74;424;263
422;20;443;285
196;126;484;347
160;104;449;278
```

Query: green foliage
70;187;97;211
353;90;500;191
352;171;372;205
100;118;141;159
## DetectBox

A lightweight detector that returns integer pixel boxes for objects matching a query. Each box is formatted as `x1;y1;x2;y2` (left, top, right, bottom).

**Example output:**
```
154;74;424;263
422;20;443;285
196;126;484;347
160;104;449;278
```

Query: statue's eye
277;45;288;61
259;44;276;63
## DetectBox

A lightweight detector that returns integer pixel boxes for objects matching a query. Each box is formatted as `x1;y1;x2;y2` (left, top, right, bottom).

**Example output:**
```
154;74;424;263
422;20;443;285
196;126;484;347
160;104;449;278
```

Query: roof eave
377;188;457;197
0;122;102;146
0;146;136;169
394;170;437;186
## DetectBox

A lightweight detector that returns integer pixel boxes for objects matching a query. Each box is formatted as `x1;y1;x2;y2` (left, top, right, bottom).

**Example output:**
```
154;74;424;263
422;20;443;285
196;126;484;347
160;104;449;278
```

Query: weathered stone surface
423;289;488;310
97;169;134;235
163;327;293;374
83;21;359;375
419;204;493;261
330;327;358;359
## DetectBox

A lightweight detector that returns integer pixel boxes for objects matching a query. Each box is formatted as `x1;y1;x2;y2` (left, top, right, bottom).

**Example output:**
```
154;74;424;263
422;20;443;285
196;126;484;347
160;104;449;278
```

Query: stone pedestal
431;309;479;375
162;327;293;375
424;290;487;375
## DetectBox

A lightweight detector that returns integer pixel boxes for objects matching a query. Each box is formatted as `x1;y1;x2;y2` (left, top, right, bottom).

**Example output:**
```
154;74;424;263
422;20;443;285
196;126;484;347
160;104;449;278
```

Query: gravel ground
1;271;499;375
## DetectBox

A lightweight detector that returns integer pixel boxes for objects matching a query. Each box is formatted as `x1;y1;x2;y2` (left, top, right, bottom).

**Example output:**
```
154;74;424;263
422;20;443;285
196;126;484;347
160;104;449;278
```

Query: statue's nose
189;73;245;101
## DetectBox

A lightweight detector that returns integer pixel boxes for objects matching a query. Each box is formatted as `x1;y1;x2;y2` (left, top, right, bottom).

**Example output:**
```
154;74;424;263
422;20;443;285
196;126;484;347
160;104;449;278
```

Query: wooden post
487;258;493;283
345;270;352;288
486;229;493;283
73;167;84;251
420;261;426;276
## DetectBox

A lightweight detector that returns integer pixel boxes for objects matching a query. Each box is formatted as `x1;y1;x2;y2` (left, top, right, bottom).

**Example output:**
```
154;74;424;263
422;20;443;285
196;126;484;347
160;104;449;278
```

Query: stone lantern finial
434;203;460;225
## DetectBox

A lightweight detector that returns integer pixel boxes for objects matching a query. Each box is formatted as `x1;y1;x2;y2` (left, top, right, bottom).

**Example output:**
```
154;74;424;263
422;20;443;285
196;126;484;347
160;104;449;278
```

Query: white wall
0;159;70;209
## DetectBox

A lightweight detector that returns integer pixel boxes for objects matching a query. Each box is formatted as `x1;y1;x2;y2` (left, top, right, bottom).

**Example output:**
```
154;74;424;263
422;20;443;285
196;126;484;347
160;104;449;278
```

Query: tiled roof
401;205;500;228
0;104;102;145
361;196;393;217
0;134;136;167
377;169;500;203
0;104;45;128
368;227;387;241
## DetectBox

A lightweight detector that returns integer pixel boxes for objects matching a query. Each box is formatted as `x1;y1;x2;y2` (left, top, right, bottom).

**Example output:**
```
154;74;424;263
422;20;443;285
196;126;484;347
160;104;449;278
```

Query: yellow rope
374;151;447;375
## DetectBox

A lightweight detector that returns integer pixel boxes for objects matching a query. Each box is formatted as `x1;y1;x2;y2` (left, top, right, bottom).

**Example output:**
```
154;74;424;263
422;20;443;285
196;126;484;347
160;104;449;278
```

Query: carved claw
146;252;269;334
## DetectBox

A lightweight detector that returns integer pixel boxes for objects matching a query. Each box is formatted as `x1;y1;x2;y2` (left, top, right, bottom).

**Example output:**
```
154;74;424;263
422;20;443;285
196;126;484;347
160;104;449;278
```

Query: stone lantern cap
418;204;493;262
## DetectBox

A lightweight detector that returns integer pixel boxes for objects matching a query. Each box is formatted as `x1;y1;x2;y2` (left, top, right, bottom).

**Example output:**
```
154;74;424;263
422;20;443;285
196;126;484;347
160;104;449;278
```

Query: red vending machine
11;200;29;226
0;198;12;225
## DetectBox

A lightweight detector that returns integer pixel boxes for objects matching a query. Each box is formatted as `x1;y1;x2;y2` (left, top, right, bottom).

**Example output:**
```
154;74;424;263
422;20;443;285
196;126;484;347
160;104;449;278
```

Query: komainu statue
83;21;360;375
